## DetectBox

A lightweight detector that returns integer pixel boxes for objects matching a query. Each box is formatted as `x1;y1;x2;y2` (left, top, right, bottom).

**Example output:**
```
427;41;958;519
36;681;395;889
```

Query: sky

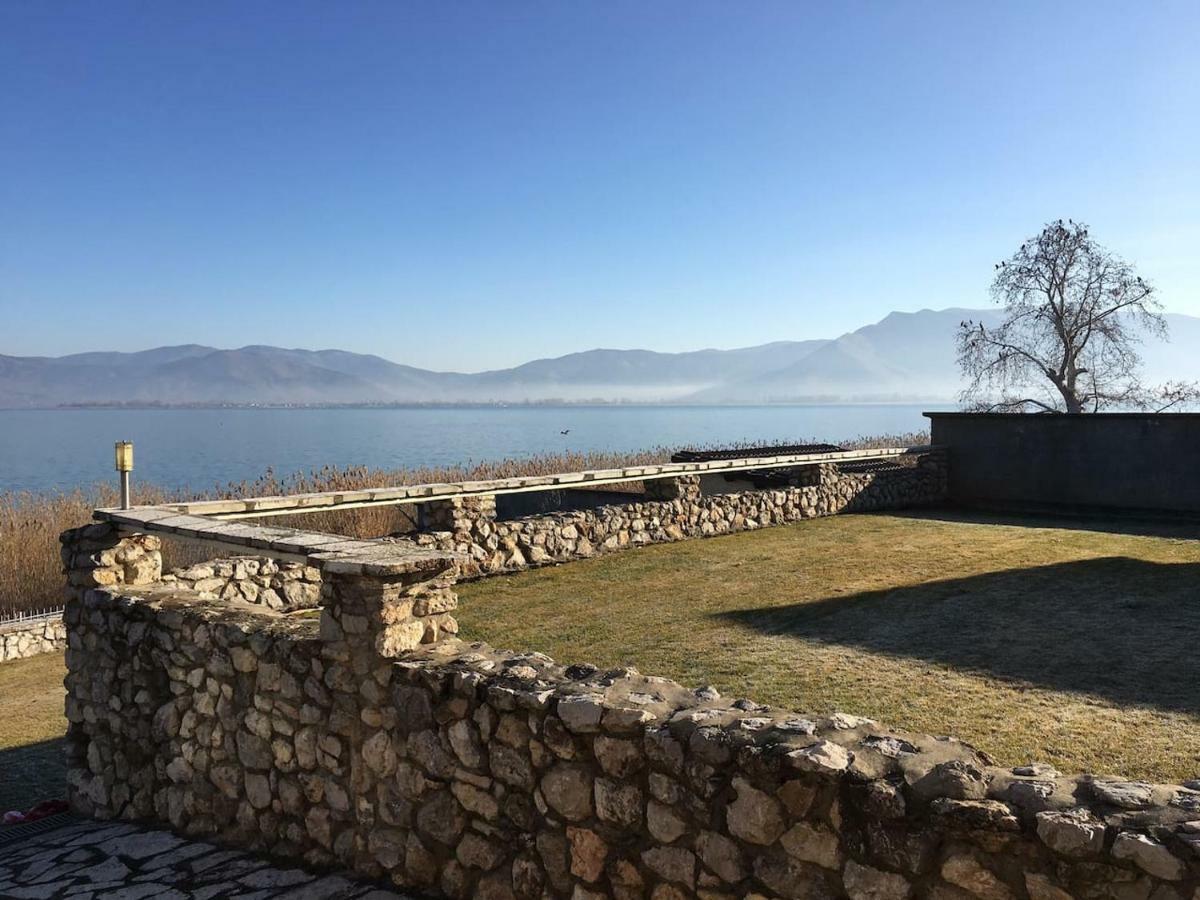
2;1;1198;370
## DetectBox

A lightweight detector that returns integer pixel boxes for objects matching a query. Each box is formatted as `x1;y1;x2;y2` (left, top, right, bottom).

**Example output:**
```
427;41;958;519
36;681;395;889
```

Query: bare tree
957;220;1196;413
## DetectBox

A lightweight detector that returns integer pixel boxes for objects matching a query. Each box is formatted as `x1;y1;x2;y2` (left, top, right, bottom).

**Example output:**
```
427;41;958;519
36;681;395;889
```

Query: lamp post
114;441;133;509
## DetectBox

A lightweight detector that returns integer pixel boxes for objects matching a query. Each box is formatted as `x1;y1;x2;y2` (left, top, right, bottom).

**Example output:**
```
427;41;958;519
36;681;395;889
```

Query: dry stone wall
162;556;323;611
0;616;66;662
412;455;947;578
61;535;1200;900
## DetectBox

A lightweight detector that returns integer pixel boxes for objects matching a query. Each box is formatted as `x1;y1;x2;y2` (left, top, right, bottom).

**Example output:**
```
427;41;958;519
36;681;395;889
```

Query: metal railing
0;606;65;632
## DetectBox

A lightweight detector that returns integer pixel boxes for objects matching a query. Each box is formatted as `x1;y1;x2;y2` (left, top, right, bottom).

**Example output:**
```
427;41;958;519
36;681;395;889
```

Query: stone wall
61;454;1200;898
412;454;947;578
62;542;1200;899
0;519;167;664
162;556;323;611
0;615;66;662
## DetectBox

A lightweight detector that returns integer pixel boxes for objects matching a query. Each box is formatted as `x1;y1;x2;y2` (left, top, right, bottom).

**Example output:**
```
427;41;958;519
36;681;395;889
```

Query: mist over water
0;404;944;494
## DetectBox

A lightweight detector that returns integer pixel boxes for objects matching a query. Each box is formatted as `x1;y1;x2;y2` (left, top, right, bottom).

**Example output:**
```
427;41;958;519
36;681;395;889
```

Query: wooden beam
97;446;937;522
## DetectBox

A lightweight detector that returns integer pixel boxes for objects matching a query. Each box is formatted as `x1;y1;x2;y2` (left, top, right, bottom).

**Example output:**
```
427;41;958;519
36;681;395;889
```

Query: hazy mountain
0;338;832;406
469;341;829;401
4;308;1199;408
687;308;1007;402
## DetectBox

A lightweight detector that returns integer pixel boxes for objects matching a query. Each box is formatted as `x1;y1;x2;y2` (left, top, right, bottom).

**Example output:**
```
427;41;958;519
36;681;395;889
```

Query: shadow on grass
717;556;1200;715
891;506;1200;541
0;738;65;813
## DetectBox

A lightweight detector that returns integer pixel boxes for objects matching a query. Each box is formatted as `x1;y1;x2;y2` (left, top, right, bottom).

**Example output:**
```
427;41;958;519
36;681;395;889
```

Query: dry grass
0;432;927;616
457;510;1200;783
0;652;65;752
0;653;68;811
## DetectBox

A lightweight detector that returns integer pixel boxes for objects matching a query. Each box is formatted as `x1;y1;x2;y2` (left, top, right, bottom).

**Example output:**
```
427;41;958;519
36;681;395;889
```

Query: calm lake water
0;405;946;494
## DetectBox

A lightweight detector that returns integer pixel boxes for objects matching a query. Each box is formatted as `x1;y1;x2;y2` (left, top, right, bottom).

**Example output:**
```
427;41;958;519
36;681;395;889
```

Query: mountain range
5;307;1200;408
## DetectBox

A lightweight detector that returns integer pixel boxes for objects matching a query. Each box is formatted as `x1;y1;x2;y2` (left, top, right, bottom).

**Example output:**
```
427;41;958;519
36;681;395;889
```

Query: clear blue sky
2;2;1197;370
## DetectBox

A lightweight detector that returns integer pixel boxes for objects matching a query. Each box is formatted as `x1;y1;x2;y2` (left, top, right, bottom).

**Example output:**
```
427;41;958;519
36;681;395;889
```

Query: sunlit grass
458;511;1200;783
0;653;68;811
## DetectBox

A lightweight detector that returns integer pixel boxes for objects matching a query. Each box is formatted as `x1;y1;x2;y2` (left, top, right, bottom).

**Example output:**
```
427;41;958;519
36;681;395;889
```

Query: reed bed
0;431;928;615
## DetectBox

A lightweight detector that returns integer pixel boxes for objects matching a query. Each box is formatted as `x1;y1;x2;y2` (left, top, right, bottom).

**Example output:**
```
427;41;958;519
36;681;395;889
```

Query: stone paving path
0;817;414;899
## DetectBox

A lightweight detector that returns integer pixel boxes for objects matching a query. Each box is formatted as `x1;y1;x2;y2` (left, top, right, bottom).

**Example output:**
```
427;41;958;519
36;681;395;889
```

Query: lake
0;404;947;494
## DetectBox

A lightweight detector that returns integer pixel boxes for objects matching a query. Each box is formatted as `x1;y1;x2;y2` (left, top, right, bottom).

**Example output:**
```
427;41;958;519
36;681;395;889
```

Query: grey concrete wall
926;413;1200;514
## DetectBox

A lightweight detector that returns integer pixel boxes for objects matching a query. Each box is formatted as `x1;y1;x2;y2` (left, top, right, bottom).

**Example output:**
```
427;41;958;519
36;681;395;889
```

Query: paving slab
0;817;415;899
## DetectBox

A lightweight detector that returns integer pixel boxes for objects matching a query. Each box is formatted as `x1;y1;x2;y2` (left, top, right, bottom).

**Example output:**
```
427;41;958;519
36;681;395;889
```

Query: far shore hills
5;307;1200;409
41;398;951;411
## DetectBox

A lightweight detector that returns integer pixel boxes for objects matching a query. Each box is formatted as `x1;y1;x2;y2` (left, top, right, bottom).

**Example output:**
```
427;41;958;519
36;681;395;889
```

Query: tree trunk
1060;386;1084;414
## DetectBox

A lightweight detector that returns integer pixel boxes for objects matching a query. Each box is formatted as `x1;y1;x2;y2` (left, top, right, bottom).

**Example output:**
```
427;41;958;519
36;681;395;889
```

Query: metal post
115;441;134;510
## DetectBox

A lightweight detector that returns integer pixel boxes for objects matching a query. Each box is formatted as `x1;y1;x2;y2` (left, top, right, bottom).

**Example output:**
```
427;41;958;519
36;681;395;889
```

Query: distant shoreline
2;399;955;412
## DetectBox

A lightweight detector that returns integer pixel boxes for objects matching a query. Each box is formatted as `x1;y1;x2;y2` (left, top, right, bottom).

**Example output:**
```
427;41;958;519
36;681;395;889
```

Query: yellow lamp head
114;441;134;473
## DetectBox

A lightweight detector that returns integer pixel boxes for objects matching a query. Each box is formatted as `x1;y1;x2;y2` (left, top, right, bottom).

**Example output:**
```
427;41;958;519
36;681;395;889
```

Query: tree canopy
957;220;1194;413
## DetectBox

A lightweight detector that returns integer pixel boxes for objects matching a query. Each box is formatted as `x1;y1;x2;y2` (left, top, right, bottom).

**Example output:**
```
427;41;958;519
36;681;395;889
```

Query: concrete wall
926;413;1200;515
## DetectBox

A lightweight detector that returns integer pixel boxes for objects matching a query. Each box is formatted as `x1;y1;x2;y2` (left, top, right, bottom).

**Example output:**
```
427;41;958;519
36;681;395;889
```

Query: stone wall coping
106;445;939;520
403;638;1200;837
81;583;320;642
92;508;459;577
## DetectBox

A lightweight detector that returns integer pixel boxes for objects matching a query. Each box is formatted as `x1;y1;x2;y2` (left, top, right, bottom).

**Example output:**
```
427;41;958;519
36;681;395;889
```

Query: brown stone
778;779;819;817
416;790;466;846
541;763;594;822
780;822;843;870
567;827;608;882
458;832;507;870
843;860;913;900
696;830;746;883
595;777;643;827
594;735;643;778
642;846;697;889
647;800;688;844
913;760;990;803
512;853;545;898
1023;873;1073;900
1036;809;1107;857
490;744;535;790
727;776;786;845
940;853;1014;900
536;831;571;893
753;853;834;899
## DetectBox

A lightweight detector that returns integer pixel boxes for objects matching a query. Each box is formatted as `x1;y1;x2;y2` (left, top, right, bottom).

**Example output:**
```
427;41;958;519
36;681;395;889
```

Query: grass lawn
458;510;1200;783
0;652;66;812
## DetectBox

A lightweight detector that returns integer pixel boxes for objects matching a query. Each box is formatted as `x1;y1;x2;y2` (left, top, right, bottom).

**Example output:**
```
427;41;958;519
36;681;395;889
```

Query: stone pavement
0;817;415;899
